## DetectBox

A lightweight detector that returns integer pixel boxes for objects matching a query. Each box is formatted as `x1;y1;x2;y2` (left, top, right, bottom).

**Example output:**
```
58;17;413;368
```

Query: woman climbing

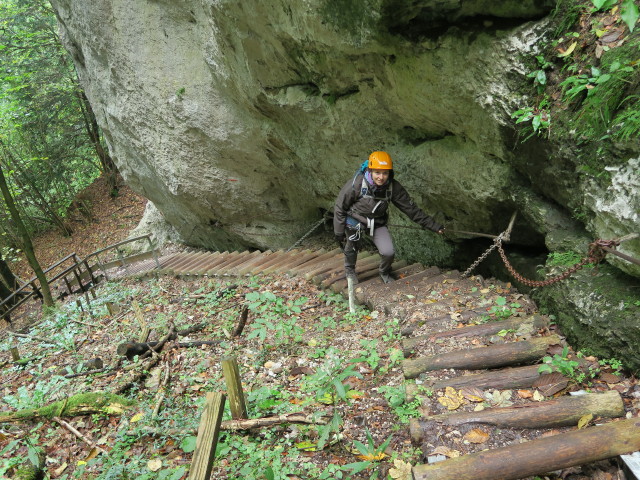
333;151;445;284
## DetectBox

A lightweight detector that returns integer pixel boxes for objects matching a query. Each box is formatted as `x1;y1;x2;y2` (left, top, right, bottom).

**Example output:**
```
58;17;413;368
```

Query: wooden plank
412;417;640;480
221;356;247;420
188;392;226;480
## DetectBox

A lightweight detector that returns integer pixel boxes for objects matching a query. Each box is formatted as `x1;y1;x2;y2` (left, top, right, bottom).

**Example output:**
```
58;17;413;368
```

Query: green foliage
511;98;551;140
538;345;592;384
0;0;103;238
343;429;393;479
245;290;307;345
488;296;522;320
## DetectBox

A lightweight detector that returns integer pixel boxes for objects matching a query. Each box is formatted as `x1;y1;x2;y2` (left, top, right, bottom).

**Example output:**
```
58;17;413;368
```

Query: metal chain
495;237;616;287
286;217;327;252
461;233;504;278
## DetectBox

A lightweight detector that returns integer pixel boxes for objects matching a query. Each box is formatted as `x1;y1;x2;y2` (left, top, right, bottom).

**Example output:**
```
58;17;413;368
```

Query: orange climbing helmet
368;151;393;170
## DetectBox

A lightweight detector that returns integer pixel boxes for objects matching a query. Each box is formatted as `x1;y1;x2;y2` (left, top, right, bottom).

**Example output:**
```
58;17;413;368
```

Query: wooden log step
288;249;342;276
225;250;271;275
304;251;370;281
216;251;262;275
281;249;327;275
238;250;287;274
172;252;211;273
265;250;316;274
183;252;222;275
321;254;381;288
204;251;244;274
332;260;409;294
358;266;442;306
176;252;215;274
403;334;562;379
400;310;485;337
313;254;378;286
235;251;277;275
200;251;238;274
402;315;549;357
411;416;640;480
354;262;425;293
410;391;624;443
427;365;544;392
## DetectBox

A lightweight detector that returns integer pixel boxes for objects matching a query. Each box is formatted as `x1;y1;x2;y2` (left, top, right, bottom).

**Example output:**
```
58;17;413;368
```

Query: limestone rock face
50;0;639;368
50;0;560;254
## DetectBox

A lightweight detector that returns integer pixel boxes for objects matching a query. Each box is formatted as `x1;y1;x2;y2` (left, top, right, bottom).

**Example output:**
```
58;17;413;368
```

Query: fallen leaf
557;41;577;57
83;447;99;462
130;412;144;422
430;446;460;458
486;390;513;407
389;459;412;480
147;458;162;471
54;462;68;476
517;389;533;399
464;428;490;444
460;386;485;402
533;372;568;396
599;372;621;384
295;441;317;451
577;413;593;429
532;390;545;402
438;386;465;410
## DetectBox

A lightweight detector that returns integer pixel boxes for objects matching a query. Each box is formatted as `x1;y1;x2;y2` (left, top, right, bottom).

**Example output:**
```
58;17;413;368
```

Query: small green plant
511;102;551;140
539;345;584;382
355;339;381;370
343;429;393;479
599;357;624;374
527;55;554;94
488;296;521;320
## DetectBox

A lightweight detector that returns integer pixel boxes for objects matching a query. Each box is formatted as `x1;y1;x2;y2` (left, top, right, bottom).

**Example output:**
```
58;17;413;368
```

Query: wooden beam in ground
410;390;624;442
402;315;549;356
188;392;226;480
403;335;561;379
221;356;247;420
412;417;640;480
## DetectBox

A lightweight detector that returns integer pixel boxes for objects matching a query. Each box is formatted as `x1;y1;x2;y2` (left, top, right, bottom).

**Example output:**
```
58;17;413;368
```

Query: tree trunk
412;417;640;480
403;335;561;379
0;165;53;306
410;390;624;443
76;88;119;194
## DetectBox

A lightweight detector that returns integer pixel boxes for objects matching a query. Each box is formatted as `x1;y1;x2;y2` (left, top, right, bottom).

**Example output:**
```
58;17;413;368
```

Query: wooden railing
0;235;159;322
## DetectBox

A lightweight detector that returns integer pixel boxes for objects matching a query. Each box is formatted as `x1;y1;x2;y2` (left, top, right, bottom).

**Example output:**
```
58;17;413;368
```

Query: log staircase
80;247;640;478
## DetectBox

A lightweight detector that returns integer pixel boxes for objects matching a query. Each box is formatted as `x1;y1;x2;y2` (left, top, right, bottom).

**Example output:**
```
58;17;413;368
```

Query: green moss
0;393;135;422
533;266;640;375
319;0;381;43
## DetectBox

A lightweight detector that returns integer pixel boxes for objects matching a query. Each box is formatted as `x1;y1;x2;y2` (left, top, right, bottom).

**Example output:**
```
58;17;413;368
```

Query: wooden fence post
221;356;247;420
188;392;226;480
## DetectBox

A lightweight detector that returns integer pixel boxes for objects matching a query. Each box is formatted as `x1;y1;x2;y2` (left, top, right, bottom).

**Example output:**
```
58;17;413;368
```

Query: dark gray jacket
333;172;442;236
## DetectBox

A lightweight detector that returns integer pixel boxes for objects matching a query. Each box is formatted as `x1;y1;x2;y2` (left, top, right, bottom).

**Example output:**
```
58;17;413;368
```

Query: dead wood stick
53;416;108;454
130;412;329;436
7;330;58;345
403;335;561;379
139;322;176;360
412;417;640;480
221;412;329;430
410;390;624;442
232;306;249;337
152;362;171;419
117;340;220;360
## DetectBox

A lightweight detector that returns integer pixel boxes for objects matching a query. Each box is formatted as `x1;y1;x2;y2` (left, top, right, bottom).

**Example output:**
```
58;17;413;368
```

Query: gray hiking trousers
344;225;394;275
